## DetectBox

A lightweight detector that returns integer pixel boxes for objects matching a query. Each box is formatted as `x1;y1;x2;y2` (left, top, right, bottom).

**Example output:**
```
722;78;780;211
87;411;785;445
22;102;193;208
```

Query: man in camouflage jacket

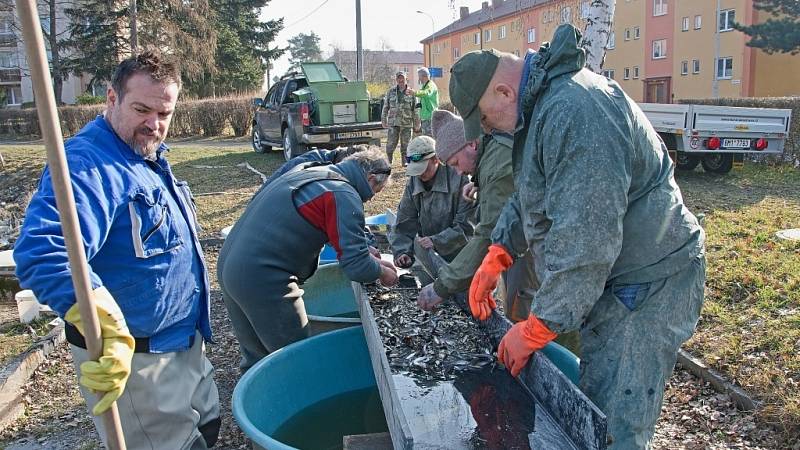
382;71;420;166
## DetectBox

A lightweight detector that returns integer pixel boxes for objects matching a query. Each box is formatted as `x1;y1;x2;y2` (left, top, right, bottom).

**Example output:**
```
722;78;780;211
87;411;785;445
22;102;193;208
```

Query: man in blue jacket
218;146;398;372
14;51;219;450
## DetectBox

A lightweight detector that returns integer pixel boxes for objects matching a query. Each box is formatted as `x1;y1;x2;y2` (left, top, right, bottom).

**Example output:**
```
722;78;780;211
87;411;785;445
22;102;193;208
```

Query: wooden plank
354;282;413;450
343;432;393;450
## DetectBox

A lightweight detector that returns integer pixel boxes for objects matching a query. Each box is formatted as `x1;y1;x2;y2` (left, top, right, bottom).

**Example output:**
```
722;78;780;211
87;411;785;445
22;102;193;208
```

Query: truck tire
251;127;270;153
675;152;700;171
701;154;734;174
282;129;308;161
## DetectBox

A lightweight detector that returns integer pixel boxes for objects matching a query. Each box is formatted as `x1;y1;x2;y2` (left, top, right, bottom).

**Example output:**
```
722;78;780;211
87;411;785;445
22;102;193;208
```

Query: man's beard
127;127;164;161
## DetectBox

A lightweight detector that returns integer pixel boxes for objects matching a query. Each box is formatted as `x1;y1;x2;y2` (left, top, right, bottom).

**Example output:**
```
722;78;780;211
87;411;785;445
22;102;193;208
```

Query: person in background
389;135;476;285
218;147;398;372
449;24;705;448
413;67;439;136
14;51;220;450
381;71;420;165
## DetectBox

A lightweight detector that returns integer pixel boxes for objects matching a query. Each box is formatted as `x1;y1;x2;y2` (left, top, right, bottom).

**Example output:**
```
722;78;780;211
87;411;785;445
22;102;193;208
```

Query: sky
259;0;489;87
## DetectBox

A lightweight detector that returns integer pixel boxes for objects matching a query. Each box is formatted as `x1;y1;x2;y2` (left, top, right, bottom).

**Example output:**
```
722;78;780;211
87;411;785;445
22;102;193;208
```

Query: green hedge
0;94;256;139
679;97;799;164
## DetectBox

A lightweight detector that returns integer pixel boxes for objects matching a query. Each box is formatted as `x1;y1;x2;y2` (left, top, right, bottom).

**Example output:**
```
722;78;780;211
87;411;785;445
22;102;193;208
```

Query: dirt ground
0;141;797;449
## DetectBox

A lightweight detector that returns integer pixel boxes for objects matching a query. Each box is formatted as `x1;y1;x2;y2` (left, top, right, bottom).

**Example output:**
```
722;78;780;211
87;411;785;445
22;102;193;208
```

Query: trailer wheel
675;152;700;171
701;154;733;174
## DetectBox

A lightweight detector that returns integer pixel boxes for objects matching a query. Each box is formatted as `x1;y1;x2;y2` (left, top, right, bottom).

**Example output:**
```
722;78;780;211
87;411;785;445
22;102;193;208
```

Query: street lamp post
416;10;435;69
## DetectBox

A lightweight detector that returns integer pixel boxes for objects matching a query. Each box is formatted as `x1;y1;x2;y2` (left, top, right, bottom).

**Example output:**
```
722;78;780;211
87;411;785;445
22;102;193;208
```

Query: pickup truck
251;62;387;160
640;103;792;174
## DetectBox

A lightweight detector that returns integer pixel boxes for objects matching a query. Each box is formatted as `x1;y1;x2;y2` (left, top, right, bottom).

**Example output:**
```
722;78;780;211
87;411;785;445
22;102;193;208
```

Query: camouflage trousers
386;126;413;165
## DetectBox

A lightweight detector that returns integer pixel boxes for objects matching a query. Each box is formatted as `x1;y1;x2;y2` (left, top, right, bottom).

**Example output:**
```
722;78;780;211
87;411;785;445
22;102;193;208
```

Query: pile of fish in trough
367;285;496;381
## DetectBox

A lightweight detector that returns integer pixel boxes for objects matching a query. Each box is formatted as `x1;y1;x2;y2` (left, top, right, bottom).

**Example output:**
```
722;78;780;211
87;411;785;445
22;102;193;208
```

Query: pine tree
735;0;800;55
186;0;285;96
287;32;322;70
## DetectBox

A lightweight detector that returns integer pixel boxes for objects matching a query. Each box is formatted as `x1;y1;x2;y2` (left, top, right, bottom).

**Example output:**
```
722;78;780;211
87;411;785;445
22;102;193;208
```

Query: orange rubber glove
468;244;513;320
498;314;558;377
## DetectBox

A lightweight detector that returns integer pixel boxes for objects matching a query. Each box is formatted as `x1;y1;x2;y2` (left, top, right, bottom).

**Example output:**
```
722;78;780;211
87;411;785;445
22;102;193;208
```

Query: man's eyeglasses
372;168;392;175
405;152;434;164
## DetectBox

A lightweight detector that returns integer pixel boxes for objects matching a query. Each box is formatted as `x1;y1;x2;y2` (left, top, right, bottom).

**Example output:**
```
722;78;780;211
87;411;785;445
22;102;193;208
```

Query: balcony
0;32;16;47
0;68;20;83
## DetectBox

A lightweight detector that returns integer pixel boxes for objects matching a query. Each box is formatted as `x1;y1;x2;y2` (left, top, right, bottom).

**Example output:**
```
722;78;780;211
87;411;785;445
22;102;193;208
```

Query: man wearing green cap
389;135;475;284
449;24;706;449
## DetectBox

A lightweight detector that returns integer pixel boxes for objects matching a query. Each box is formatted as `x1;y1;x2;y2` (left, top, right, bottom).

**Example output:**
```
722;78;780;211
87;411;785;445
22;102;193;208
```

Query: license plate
335;131;364;139
722;138;750;149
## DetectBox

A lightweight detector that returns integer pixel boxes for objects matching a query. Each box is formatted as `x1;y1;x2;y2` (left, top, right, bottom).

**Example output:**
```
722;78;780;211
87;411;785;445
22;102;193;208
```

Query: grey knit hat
432;109;468;162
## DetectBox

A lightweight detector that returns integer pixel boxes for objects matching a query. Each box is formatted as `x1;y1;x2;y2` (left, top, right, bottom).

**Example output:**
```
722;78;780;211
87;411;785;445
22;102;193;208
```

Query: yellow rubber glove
65;286;135;415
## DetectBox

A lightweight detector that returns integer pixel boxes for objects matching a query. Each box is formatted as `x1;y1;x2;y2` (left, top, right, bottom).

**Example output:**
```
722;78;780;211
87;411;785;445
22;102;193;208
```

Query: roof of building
327;50;424;64
421;0;551;43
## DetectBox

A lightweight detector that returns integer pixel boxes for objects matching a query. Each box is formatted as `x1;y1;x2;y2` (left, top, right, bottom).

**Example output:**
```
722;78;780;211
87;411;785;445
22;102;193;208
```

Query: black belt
65;322;151;353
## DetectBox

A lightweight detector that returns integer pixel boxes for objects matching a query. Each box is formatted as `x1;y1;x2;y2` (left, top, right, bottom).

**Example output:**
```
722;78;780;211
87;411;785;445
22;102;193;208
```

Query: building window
624;67;630;80
581;0;591;19
682;17;689;31
499;25;507;39
542;10;554;23
692;59;700;73
514;49;520;56
527;27;536;43
694;15;702;29
634;26;640;39
681;60;688;75
633;66;640;78
654;0;667;16
716;57;733;79
606;31;616;49
624;28;631;40
719;9;735;32
474;32;480;45
5;85;22;105
484;29;492;42
0;51;14;68
652;39;666;59
453;47;460;58
602;69;615;79
560;6;572;24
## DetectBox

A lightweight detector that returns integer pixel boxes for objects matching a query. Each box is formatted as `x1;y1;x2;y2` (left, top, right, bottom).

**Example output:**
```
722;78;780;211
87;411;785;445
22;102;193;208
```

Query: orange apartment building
421;0;800;103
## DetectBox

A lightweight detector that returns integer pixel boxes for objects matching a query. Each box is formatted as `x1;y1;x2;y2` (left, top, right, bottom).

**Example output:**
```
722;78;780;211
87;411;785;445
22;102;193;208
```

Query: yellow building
422;0;800;102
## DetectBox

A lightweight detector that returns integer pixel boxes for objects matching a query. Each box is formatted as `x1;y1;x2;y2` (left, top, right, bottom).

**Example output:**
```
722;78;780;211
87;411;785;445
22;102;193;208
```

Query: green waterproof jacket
414;80;439;121
390;164;476;261
492;24;705;333
433;133;515;298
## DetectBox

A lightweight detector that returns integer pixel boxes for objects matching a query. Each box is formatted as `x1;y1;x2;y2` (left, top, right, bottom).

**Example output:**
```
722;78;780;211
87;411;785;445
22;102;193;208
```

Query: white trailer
639;103;792;174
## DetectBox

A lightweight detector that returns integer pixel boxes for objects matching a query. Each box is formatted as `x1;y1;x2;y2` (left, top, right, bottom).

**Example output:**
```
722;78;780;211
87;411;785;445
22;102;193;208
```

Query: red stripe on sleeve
297;191;342;257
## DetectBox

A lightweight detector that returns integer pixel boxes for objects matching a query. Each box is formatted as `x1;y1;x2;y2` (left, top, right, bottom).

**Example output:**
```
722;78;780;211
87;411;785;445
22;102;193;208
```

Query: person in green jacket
413;67;439;136
449;24;706;449
415;110;580;355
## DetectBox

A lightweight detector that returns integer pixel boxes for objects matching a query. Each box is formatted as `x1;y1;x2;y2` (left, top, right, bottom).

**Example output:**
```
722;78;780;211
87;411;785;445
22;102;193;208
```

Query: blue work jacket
14;116;211;352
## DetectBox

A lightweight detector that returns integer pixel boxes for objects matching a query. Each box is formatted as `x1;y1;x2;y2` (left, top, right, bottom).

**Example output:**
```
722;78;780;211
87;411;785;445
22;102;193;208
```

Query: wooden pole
14;0;127;448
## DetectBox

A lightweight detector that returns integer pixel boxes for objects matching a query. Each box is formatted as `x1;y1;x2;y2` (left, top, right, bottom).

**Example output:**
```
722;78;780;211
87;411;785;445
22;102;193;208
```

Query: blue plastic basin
302;263;360;335
233;326;377;450
319;244;337;265
364;213;389;227
540;341;580;385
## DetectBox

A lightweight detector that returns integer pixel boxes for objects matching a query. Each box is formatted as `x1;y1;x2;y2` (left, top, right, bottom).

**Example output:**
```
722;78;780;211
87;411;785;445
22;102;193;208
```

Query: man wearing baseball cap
450;24;706;448
389;135;476;284
381;71;420;165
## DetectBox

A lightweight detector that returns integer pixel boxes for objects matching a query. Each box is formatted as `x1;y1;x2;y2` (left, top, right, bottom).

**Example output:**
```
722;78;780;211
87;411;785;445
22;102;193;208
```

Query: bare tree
580;0;615;73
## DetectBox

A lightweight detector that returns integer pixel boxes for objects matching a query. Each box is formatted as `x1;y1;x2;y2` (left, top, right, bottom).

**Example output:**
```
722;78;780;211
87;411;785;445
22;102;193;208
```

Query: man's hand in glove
65;287;135;415
498;314;558;377
468;244;513;320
